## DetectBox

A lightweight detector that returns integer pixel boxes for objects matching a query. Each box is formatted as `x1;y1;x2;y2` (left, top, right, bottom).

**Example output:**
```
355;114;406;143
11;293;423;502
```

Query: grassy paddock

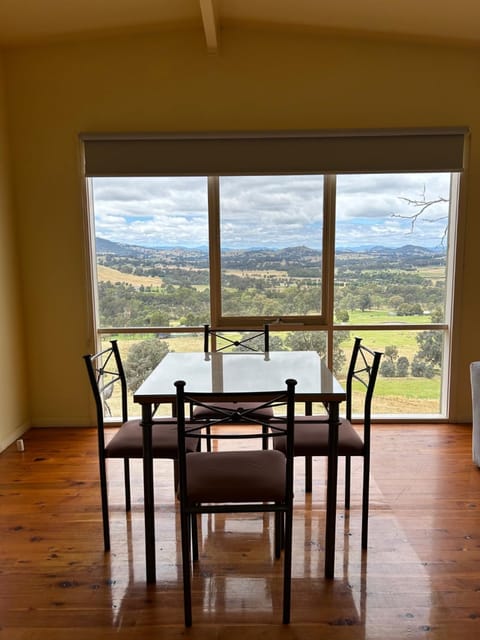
100;326;443;419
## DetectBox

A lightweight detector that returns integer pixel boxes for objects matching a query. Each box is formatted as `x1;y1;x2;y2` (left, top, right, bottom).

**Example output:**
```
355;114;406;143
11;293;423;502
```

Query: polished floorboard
0;424;479;639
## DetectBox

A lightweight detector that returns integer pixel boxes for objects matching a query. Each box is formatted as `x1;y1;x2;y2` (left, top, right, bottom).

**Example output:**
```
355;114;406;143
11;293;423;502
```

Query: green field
101;312;444;419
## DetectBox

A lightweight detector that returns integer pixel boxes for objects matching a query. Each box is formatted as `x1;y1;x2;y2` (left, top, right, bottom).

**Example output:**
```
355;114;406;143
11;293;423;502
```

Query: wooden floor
1;424;479;639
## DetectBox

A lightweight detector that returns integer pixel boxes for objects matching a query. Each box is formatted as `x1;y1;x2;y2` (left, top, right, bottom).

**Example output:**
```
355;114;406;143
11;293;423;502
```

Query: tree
284;331;349;375
416;330;442;367
391;186;449;243
269;335;285;351
397;302;423;316
357;293;372;312
146;310;170;326
384;345;399;362
411;355;435;379
124;339;169;393
389;295;404;309
396;356;410;377
380;360;396;377
380;348;409;377
335;308;350;323
284;331;326;354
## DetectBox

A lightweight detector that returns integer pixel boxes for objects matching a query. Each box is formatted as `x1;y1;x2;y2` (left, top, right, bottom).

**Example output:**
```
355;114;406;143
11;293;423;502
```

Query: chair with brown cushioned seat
83;340;198;551
175;378;296;626
274;337;382;549
195;324;274;449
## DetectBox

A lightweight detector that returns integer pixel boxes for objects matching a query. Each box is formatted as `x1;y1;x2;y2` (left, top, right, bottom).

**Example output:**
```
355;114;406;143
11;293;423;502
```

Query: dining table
133;349;346;584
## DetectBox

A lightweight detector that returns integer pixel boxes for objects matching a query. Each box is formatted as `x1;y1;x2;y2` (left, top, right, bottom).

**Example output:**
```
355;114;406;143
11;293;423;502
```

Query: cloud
91;173;452;250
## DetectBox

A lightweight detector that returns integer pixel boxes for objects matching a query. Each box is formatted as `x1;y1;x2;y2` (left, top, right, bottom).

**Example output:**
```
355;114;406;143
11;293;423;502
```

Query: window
216;175;325;325
333;173;454;416
91;176;209;328
83;129;467;419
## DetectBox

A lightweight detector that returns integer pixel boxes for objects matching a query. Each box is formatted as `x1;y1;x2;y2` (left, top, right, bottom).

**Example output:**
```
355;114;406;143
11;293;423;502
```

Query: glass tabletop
134;350;345;403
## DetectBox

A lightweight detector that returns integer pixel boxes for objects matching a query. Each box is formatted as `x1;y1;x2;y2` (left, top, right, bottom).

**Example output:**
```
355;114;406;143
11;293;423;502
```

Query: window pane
90;177;209;329
334;330;445;417
219;176;324;319
100;332;204;419
335;174;451;325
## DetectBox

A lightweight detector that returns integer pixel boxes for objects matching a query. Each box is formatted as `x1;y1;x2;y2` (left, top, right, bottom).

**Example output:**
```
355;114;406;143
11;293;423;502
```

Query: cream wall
0;52;29;449
3;26;480;426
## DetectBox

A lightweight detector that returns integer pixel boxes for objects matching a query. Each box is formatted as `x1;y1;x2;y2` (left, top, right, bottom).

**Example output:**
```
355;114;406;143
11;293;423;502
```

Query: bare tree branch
391;185;448;242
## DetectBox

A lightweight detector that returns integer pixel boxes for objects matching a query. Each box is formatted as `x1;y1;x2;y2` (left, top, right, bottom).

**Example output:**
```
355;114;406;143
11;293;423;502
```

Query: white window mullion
208;176;221;327
444;171;466;419
324;174;337;369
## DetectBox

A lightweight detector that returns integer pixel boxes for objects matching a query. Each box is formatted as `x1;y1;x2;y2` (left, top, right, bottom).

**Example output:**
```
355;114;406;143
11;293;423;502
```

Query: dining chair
274;337;382;549
203;323;270;353
175;378;297;626
83;339;198;552
195;325;274;448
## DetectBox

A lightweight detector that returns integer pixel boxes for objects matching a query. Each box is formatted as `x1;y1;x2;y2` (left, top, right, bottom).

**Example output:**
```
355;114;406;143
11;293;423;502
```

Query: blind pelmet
81;129;468;177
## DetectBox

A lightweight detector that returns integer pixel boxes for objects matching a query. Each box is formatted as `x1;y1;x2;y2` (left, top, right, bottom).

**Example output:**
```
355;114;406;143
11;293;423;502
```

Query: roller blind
81;128;468;177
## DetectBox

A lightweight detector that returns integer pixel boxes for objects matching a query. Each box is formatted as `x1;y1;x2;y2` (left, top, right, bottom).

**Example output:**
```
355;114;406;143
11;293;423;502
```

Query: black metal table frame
134;351;345;584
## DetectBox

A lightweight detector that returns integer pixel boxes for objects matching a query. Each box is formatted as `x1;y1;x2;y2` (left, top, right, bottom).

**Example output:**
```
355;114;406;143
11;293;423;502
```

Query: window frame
208;175;331;330
82;129;468;420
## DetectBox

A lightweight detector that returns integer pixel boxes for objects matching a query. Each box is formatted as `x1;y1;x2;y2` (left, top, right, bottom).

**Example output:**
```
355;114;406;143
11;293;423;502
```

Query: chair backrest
175;378;297;500
203;324;270;353
345;337;383;432
83;340;128;446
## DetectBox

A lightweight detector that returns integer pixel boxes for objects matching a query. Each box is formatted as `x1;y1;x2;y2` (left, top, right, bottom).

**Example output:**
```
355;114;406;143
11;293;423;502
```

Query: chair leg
274;511;283;558
180;507;193;627
304;402;313;493
361;456;370;550
262;424;269;450
280;511;285;550
173;460;179;494
191;513;199;562
99;455;110;551
345;456;351;509
282;506;293;624
305;456;312;493
123;458;131;512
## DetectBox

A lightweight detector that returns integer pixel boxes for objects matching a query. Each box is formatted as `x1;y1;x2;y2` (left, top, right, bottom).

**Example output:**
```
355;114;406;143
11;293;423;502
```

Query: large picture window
82;129;466;419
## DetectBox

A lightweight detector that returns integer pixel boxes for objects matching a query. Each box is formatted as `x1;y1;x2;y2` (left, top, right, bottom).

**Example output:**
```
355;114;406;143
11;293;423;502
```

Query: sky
91;172;453;251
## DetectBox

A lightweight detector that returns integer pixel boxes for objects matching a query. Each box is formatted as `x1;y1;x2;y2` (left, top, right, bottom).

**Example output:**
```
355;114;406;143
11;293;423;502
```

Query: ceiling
1;0;480;50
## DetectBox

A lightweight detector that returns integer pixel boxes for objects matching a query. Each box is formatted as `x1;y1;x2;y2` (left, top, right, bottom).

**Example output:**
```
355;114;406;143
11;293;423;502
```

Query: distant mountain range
95;236;444;259
95;236;446;275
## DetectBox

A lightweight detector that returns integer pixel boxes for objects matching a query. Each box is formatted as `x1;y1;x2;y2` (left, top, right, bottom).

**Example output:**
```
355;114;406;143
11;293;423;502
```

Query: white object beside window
469;362;480;466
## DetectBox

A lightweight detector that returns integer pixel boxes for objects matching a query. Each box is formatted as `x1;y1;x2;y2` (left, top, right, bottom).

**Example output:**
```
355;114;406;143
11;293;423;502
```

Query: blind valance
81;128;468;177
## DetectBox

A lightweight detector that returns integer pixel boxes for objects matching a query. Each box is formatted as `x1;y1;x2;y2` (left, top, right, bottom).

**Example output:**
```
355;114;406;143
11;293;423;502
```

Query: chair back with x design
203;324;270;353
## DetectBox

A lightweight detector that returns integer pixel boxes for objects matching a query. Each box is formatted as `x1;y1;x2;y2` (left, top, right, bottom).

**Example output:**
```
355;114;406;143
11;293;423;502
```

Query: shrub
411;356;435;379
124;339;169;393
380;360;396;378
396;356;410;377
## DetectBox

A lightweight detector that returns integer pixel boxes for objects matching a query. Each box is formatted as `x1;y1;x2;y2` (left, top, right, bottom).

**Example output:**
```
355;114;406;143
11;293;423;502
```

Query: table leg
142;404;156;583
325;400;339;579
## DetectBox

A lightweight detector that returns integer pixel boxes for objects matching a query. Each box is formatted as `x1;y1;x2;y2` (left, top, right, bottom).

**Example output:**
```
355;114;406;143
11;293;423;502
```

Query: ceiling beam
199;0;219;53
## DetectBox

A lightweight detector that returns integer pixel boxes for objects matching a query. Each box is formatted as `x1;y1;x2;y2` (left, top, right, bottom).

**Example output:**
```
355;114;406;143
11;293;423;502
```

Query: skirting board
0;422;30;455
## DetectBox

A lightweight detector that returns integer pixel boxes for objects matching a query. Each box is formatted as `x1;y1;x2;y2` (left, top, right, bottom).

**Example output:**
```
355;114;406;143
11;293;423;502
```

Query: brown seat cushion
105;418;197;458
274;416;364;457
185;449;286;503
